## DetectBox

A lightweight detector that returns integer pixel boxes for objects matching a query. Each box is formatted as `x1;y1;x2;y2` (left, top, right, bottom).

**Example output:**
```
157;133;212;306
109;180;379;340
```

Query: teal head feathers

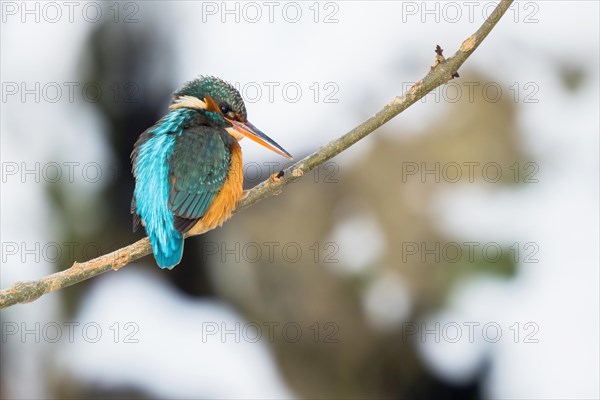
169;76;291;159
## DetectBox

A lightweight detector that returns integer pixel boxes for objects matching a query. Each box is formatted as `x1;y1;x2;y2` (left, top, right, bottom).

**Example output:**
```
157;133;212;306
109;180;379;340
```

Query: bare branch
0;0;514;309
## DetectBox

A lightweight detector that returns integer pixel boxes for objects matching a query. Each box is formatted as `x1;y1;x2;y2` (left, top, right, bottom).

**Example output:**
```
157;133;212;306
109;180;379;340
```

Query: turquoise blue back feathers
131;76;245;269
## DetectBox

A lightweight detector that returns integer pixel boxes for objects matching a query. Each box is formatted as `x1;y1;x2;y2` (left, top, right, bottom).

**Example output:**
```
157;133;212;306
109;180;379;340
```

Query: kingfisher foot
270;170;284;182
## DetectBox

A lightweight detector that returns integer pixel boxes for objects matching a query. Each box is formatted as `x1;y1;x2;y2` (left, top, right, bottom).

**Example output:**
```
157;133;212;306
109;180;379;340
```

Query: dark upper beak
229;119;293;159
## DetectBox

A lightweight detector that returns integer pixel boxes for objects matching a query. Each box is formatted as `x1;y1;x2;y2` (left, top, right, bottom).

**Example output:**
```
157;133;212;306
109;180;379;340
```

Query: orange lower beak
229;120;293;159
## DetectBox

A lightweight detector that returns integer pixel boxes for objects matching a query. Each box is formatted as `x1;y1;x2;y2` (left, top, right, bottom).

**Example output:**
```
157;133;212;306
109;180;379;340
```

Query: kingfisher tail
151;234;184;269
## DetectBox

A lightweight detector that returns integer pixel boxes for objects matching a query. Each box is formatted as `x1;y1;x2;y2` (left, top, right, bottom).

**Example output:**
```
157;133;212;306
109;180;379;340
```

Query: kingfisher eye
219;103;231;114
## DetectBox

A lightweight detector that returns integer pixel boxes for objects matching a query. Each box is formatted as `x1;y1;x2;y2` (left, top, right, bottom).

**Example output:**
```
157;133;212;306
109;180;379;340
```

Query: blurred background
1;1;598;399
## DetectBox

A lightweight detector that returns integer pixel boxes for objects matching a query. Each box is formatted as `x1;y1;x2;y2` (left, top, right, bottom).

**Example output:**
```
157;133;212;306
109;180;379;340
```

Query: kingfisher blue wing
168;126;232;234
131;108;198;269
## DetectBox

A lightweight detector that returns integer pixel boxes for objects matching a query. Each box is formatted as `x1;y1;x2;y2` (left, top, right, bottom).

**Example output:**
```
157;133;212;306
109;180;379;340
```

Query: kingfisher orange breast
186;141;243;236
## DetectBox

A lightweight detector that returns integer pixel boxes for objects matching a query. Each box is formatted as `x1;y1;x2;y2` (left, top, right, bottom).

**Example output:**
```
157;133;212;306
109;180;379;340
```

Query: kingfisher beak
229;120;293;159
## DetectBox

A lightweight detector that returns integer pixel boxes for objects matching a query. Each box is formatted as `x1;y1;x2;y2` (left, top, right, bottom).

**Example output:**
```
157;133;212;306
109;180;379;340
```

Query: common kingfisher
131;76;292;269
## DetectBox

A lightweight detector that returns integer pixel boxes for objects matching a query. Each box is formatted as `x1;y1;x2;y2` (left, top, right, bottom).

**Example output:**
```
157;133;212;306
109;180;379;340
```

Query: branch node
432;45;460;81
431;44;445;68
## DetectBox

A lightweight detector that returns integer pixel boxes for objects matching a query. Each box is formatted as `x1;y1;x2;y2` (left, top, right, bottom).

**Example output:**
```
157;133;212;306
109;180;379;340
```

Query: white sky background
1;1;598;399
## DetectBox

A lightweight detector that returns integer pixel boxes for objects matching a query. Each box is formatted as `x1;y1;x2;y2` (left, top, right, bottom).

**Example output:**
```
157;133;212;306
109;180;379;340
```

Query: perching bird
131;76;292;269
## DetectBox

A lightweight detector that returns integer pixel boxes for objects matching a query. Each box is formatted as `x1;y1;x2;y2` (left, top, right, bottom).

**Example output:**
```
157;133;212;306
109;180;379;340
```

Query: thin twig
0;0;514;309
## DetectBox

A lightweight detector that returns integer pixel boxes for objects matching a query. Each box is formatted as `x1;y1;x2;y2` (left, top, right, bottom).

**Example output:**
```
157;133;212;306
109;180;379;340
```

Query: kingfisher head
170;76;292;159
